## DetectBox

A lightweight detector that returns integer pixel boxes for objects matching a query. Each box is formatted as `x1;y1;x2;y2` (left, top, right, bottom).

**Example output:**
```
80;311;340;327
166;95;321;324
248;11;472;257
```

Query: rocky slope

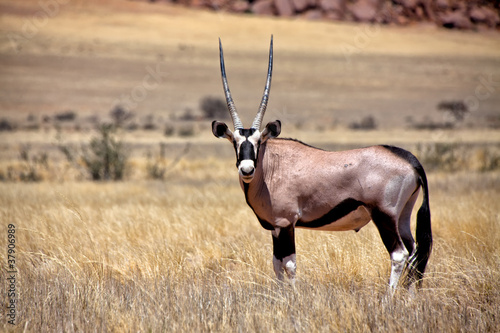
145;0;500;30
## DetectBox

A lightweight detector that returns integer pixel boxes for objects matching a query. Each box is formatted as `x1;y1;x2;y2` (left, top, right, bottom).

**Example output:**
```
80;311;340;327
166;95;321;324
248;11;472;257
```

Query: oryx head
212;36;281;183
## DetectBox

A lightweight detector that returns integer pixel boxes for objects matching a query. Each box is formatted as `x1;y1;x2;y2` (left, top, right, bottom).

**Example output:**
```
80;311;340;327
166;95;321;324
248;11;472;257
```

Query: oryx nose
239;160;255;177
241;167;254;176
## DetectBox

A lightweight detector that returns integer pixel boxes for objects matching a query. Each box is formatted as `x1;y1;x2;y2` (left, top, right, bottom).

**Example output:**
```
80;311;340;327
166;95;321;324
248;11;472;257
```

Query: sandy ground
0;0;499;131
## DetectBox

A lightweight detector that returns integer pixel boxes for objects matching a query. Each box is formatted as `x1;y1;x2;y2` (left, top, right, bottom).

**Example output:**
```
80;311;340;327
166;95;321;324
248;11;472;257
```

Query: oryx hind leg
398;189;421;287
272;225;296;281
372;209;409;293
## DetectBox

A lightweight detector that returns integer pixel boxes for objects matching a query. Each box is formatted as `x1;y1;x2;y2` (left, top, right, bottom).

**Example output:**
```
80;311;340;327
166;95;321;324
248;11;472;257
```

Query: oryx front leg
272;225;296;281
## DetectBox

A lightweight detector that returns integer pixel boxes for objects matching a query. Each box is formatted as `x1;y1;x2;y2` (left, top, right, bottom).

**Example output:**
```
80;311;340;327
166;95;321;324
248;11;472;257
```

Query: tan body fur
244;139;419;233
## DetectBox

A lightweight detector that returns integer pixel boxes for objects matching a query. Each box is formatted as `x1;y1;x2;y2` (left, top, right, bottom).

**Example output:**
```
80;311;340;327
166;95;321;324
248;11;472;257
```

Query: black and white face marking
233;128;261;183
212;120;281;183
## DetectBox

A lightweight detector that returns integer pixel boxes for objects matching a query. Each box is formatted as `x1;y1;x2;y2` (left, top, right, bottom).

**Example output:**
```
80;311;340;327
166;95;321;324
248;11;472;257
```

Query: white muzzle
238;160;255;182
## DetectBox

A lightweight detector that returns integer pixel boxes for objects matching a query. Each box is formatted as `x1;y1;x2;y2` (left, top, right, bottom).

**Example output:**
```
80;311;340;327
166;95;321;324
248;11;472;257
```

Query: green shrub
81;124;128;181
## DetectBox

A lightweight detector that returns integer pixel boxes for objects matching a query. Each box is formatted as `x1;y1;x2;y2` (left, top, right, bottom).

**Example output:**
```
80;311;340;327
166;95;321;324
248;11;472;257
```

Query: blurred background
0;0;499;179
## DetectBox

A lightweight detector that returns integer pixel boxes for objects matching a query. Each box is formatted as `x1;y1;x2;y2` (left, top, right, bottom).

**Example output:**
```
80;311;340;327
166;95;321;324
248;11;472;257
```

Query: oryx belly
300;205;371;231
295;198;371;231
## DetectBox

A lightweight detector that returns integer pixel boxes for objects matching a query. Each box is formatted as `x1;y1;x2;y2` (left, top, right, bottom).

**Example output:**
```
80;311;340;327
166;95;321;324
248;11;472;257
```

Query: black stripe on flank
296;198;364;229
243;183;274;230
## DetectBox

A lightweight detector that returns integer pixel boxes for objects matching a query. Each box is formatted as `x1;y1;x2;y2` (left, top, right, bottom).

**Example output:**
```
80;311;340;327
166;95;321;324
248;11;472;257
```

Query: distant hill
145;0;500;30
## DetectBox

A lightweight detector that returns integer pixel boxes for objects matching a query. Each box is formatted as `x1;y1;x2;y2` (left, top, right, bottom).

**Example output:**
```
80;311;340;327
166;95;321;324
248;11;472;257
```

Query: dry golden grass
1;163;499;332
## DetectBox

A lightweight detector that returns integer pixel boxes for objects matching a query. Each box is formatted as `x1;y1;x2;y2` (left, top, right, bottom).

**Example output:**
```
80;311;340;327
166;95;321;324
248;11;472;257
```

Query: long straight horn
219;38;243;130
251;35;273;130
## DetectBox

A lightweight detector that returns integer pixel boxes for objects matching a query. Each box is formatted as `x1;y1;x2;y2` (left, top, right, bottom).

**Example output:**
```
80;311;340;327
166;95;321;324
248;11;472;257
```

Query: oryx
212;36;432;291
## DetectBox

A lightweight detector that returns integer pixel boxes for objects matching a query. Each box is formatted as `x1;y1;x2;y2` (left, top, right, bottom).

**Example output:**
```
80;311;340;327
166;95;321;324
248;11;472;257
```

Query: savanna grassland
1;0;500;332
1;169;500;332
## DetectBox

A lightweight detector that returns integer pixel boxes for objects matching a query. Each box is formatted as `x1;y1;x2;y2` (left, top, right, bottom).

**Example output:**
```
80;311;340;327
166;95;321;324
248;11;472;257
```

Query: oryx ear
261;120;281;143
212;121;233;141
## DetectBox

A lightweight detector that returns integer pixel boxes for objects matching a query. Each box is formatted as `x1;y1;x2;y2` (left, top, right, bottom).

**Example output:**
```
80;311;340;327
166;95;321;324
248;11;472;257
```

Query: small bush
349;116;377;130
438;100;468;122
143;123;157;131
200;96;227;119
407;117;454;130
0;118;15;131
110;105;134;128
55;111;77;122
81;124;128;181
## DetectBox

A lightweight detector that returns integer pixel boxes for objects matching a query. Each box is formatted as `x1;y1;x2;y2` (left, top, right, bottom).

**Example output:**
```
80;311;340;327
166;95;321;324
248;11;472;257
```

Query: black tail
411;162;432;286
381;145;432;287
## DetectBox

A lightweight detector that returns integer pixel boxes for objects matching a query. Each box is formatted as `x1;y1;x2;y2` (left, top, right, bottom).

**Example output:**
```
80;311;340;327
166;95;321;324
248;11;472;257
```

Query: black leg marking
272;225;295;261
371;208;400;254
372;208;412;289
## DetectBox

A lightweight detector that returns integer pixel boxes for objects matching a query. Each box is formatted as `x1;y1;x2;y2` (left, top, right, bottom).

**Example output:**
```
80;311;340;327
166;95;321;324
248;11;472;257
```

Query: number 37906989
7;224;16;269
